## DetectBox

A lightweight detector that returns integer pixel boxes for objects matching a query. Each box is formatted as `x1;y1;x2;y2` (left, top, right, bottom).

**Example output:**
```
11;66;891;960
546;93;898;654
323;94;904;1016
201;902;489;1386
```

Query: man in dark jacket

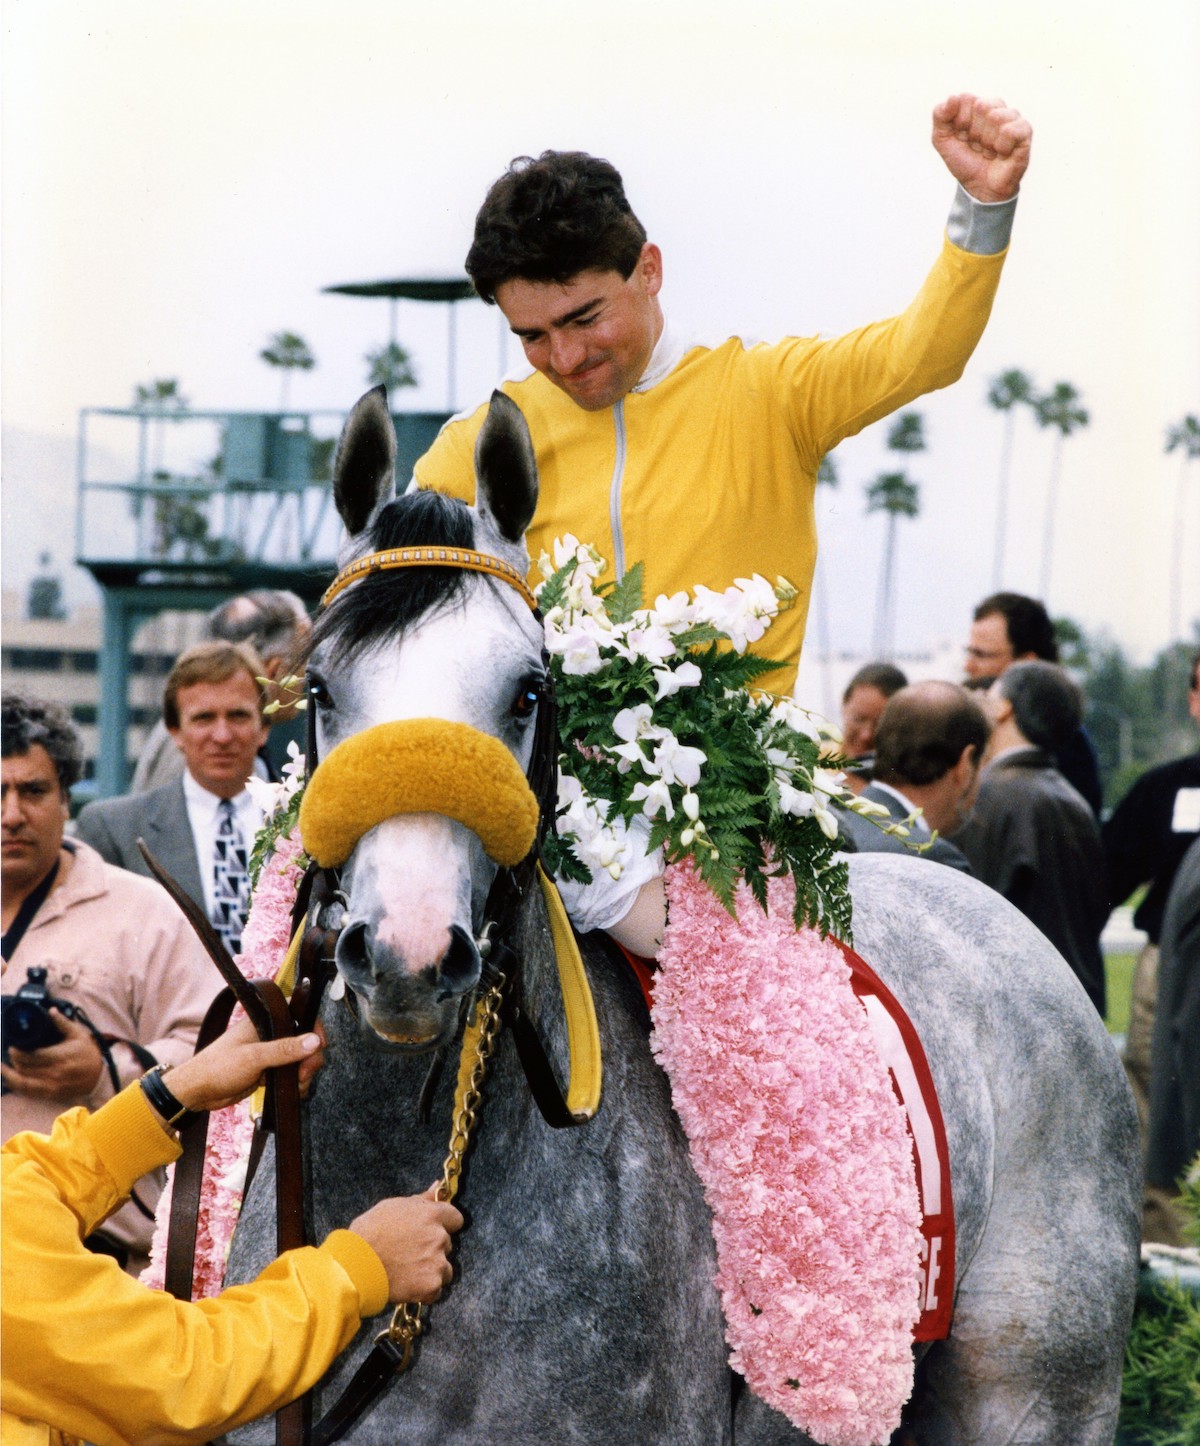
1146;836;1200;1245
953;661;1108;1014
963;591;1103;815
1102;650;1200;1217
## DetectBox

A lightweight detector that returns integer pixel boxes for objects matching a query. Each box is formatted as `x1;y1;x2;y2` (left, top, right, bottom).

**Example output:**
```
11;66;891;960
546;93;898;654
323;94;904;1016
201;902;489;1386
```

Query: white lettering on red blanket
836;938;955;1341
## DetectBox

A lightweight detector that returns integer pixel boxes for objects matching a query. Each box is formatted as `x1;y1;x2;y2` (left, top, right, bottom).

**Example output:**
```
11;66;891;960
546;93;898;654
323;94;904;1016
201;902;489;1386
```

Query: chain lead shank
376;976;508;1364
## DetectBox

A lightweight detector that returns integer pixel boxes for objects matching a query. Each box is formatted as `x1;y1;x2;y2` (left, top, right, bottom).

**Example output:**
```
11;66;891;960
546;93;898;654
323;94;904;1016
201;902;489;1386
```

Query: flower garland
652;862;923;1446
537;537;887;940
142;826;307;1297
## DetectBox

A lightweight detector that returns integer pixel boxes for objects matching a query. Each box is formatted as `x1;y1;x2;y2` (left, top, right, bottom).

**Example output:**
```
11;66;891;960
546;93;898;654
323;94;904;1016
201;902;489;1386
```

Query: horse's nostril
335;920;372;981
437;923;482;998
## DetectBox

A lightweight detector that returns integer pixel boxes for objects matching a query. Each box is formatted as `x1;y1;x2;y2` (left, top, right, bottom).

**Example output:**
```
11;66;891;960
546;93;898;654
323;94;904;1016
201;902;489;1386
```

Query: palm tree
365;341;418;393
131;378;191;556
1033;381;1089;602
132;377;188;475
866;411;925;659
1166;414;1200;640
986;368;1035;586
259;331;316;411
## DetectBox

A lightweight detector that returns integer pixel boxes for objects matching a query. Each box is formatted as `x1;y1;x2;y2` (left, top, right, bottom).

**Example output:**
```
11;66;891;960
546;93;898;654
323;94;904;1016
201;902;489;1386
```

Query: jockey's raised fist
932;94;1032;204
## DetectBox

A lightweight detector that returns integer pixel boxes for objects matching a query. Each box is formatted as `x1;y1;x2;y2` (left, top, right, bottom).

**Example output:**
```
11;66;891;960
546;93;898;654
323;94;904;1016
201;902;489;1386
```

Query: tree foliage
365;341;418;392
1069;622;1199;807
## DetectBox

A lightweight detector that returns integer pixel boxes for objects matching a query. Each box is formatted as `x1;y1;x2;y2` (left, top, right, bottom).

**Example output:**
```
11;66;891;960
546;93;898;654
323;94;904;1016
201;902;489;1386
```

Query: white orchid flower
622;621;677;664
613;704;656;741
280;741;306;786
768;697;823;742
651;591;695;630
653;734;706;787
692;576;779;653
812;766;848;798
850;797;893;820
630;778;675;820
550;624;605;676
551;535;584;569
652;660;703;700
777;781;816;818
609;739;652;773
245;773;287;818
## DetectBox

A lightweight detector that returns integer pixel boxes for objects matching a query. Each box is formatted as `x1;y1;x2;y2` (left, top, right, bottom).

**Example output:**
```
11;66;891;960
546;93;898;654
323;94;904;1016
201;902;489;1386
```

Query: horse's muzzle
334;918;482;1051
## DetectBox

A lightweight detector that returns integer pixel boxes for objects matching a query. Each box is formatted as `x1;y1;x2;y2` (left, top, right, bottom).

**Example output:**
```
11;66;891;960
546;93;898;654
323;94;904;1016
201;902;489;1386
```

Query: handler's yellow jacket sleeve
2;1085;389;1446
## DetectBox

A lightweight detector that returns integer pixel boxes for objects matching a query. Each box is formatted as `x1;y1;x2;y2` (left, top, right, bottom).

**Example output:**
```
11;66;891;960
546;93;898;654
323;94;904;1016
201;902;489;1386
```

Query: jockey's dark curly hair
466;151;648;304
1;692;83;794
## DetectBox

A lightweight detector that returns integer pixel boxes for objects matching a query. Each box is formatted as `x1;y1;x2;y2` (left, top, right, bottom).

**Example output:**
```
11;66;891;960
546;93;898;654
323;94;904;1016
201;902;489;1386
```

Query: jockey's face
496;244;664;412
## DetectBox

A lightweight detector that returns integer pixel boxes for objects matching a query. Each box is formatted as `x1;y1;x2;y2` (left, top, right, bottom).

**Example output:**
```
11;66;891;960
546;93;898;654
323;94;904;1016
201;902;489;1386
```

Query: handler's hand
351;1184;464;1305
162;1014;327;1116
932;94;1031;203
1;1010;105;1100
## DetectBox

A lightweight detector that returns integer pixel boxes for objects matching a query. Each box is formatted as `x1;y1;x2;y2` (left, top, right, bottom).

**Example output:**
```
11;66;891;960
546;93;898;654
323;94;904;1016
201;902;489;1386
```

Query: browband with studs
321;546;539;612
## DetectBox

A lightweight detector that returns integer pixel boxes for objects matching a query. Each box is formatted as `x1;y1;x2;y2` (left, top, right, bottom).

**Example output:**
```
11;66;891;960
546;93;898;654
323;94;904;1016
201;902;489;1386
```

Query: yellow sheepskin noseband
299;719;540;869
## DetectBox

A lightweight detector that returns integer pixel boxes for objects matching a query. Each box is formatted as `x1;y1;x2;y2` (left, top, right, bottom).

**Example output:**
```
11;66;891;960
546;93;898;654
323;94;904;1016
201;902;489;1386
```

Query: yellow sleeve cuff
319;1229;390;1318
83;1082;182;1191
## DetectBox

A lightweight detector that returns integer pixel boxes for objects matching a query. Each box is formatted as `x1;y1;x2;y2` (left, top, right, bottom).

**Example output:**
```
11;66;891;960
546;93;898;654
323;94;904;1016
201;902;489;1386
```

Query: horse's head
300;386;546;1052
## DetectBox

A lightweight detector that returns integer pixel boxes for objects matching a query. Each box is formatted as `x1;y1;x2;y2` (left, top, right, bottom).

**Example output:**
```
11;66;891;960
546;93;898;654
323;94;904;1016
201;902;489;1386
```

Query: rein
163;543;600;1446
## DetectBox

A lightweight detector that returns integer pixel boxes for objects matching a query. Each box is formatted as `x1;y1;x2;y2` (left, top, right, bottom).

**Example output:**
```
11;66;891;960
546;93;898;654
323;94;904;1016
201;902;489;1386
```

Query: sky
3;0;1199;694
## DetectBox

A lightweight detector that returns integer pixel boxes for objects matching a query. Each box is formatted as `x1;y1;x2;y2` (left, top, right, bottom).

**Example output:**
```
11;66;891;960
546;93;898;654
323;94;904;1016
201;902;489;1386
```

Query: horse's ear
333;386;397;543
474;391;538;544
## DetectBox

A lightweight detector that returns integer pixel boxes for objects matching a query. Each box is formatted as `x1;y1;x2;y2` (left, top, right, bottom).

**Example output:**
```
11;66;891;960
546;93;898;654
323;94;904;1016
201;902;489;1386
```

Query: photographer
1;693;218;1273
2;1014;463;1445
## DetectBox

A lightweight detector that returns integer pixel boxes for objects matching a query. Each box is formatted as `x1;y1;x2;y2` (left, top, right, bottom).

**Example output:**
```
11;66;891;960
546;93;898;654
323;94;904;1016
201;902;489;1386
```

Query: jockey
413;95;1032;951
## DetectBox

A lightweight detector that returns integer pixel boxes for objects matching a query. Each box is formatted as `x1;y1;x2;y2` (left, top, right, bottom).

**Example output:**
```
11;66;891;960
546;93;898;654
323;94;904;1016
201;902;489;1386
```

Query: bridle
301;543;561;1026
157;540;599;1446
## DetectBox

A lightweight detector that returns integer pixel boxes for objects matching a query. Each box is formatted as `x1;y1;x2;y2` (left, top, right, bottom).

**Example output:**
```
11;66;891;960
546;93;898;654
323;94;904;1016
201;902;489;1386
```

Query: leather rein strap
141;842;319;1446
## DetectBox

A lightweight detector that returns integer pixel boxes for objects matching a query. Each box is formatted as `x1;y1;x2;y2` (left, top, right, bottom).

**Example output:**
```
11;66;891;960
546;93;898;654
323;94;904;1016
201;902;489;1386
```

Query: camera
1;967;83;1059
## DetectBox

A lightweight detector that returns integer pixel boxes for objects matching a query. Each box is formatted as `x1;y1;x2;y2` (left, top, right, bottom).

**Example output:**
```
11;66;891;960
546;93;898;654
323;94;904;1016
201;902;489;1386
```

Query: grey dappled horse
225;387;1140;1445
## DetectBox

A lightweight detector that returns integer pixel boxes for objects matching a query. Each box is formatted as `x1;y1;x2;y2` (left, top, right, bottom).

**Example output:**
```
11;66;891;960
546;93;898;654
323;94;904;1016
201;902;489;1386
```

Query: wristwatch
139;1064;199;1131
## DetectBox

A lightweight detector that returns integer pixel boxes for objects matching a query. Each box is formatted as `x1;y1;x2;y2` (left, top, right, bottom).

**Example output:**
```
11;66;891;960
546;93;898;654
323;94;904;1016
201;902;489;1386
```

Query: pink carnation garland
652;861;923;1446
143;829;307;1297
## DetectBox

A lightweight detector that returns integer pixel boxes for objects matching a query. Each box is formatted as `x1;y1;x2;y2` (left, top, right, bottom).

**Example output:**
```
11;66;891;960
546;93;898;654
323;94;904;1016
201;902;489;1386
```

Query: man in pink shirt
2;692;218;1273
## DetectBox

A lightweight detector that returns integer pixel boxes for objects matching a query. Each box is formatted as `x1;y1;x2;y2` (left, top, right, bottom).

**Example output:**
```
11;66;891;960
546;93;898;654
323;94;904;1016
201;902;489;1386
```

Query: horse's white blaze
343;600;540;744
352;813;472;973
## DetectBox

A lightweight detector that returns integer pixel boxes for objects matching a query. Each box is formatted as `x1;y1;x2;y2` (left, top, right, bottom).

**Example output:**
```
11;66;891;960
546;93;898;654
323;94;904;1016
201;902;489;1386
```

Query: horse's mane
308;490;477;665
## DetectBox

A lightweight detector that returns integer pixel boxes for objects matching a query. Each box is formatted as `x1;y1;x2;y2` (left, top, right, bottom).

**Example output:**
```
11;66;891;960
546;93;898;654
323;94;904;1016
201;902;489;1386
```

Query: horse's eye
309;676;334;710
512;680;541;721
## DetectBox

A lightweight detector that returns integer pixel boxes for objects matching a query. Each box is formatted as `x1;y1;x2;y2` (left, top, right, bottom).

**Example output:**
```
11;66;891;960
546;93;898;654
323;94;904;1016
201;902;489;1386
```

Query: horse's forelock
309;490;478;665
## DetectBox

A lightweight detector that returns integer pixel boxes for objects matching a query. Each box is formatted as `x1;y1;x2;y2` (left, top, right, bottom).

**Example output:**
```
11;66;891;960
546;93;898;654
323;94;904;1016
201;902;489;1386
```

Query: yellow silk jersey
415;208;1010;696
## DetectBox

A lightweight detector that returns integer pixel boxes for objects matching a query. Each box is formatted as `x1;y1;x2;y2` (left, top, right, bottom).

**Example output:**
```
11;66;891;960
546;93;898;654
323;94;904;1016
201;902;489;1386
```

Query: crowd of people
2;91;1195;1439
836;601;1200;1245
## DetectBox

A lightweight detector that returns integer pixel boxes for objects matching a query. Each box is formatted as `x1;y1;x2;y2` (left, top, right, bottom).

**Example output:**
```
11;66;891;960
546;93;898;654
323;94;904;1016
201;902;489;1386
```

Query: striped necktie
212;798;250;955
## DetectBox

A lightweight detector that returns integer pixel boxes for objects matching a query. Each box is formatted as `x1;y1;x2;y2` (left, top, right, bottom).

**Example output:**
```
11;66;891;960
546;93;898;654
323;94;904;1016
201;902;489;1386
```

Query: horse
224;385;1141;1445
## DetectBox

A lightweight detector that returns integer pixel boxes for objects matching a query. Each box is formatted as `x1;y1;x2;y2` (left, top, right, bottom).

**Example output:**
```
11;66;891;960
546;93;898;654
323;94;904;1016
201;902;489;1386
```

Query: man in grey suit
130;589;310;794
836;680;990;874
76;642;268;954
